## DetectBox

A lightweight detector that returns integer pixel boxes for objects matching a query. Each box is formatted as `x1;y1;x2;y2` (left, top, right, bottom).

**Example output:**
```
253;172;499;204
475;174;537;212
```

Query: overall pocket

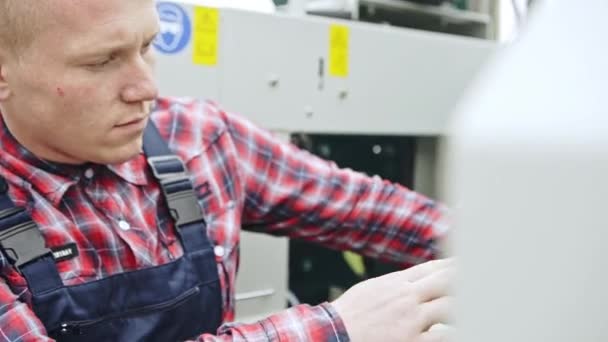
49;285;204;341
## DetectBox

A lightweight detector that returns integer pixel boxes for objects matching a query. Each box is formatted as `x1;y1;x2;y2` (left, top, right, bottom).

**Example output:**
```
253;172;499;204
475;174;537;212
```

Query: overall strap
143;122;212;255
0;178;62;294
0;122;213;296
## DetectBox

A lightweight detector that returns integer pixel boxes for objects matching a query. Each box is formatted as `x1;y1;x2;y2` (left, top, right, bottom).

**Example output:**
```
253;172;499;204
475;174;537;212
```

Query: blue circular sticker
154;2;191;54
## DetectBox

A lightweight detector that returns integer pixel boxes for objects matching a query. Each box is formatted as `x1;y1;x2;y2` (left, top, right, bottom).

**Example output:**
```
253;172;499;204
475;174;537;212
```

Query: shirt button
118;220;131;231
214;245;225;258
84;168;94;179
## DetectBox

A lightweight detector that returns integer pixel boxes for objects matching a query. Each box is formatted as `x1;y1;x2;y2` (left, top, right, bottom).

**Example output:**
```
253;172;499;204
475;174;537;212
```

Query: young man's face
0;0;160;164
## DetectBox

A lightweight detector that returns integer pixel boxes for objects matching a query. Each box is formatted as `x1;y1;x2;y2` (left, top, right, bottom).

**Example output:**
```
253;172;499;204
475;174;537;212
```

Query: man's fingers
373;258;454;285
419;296;453;331
416;329;452;342
404;258;455;283
413;267;454;303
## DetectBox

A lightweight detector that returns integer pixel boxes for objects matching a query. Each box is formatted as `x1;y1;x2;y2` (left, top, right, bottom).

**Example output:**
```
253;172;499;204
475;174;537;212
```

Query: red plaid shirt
0;97;447;341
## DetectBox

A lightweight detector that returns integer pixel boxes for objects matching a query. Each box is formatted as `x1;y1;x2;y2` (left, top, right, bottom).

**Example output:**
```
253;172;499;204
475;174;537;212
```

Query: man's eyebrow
78;42;129;58
76;30;160;58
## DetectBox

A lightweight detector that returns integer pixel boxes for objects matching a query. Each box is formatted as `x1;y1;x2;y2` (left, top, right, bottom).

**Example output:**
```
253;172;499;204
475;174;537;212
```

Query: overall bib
0;123;223;341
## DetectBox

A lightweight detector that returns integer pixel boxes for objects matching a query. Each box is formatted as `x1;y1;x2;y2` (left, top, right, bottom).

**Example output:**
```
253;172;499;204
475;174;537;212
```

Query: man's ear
0;53;11;101
0;61;11;102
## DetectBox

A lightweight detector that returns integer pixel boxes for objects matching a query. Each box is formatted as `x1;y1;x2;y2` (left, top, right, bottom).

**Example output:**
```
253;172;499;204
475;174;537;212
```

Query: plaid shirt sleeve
224;109;448;267
192;303;348;342
0;273;52;341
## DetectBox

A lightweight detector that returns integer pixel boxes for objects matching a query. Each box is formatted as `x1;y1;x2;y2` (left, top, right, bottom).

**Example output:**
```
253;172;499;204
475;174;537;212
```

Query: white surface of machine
153;3;493;136
447;1;608;341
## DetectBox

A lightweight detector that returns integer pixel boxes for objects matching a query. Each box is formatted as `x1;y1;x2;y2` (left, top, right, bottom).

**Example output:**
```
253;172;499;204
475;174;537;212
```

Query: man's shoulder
150;96;229;160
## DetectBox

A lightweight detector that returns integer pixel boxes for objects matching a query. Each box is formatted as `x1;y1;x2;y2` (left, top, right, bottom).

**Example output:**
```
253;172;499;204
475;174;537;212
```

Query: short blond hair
0;1;49;56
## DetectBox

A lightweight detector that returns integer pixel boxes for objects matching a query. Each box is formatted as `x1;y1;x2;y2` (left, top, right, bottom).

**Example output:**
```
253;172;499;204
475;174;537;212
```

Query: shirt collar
107;154;150;187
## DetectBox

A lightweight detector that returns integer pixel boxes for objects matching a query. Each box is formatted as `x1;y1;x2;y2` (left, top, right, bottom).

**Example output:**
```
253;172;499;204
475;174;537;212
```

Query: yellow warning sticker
193;7;219;66
329;24;349;77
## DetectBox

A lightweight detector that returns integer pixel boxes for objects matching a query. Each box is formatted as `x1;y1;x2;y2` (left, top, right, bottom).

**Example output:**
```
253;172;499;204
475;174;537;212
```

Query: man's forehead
38;0;158;49
48;0;155;26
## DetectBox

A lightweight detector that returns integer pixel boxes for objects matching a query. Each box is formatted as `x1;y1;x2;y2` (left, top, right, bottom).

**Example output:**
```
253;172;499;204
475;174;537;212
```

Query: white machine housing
447;1;608;341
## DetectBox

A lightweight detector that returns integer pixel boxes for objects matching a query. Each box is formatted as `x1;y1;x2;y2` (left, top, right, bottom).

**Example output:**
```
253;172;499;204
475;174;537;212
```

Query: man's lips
115;117;146;127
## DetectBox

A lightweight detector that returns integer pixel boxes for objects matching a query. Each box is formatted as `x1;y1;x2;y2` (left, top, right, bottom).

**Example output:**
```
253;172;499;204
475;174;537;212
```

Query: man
0;0;453;341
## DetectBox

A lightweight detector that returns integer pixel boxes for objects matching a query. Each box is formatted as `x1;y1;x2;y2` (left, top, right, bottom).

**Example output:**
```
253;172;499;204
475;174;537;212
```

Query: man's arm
193;109;453;341
224;110;448;267
188;259;454;342
190;303;348;341
0;273;53;342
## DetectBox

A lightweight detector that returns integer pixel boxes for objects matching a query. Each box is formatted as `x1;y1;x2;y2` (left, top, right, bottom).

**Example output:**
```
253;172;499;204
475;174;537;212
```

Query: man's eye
87;55;115;68
142;33;158;54
141;41;153;54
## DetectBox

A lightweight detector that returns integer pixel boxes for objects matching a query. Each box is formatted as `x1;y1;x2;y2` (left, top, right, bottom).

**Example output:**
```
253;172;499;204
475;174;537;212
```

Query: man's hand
331;258;454;342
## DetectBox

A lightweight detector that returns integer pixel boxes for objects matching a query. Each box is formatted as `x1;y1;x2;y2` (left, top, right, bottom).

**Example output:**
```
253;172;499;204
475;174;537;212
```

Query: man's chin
93;144;143;165
106;154;141;165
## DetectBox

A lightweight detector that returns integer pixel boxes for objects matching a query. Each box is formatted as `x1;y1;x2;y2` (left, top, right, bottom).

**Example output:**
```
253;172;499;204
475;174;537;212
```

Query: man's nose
121;57;159;103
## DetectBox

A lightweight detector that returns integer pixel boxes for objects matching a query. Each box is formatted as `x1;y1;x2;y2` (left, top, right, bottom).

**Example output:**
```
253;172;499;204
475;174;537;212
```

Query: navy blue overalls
0;122;223;341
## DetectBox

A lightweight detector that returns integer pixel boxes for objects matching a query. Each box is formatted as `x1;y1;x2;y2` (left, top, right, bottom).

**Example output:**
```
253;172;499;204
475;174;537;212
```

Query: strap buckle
147;155;206;229
164;188;206;228
0;212;52;269
146;155;188;180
